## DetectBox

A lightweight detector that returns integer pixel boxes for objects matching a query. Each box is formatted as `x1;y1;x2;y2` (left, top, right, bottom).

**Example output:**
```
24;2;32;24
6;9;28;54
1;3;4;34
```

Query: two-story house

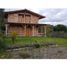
5;9;46;36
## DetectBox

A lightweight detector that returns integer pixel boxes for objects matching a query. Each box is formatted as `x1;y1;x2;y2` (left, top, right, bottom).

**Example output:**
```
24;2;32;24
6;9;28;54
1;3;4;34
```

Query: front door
26;25;32;36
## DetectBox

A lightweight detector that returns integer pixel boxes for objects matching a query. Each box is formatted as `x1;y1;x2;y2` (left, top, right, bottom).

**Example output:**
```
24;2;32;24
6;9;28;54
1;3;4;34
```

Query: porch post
5;24;8;36
24;24;26;36
32;25;35;36
44;25;47;37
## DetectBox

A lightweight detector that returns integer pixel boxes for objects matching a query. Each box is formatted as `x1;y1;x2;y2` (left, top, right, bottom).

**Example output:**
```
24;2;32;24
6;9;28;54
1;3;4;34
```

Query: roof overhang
6;22;47;26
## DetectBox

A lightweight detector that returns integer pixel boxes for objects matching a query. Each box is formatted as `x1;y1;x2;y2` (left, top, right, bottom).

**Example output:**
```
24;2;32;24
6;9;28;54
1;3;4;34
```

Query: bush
34;44;40;48
0;33;7;52
11;31;17;44
33;40;41;48
0;39;7;52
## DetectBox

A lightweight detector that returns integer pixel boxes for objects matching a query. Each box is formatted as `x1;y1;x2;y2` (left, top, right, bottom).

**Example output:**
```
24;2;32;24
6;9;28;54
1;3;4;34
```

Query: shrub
33;40;41;48
11;31;17;44
34;44;40;48
0;33;7;52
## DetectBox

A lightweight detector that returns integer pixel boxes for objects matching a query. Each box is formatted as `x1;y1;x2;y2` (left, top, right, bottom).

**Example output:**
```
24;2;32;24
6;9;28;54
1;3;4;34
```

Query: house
5;9;46;36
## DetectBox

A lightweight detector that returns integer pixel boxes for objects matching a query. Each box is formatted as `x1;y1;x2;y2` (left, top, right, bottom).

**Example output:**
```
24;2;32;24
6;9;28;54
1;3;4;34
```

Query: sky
39;9;67;26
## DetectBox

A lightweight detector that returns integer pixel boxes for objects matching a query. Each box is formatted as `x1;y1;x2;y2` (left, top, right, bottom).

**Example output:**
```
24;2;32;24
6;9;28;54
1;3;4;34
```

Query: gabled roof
5;9;45;19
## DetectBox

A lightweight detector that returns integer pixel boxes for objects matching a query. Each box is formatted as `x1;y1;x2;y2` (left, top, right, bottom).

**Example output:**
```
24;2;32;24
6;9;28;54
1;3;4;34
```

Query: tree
0;9;5;33
54;24;67;32
0;9;7;52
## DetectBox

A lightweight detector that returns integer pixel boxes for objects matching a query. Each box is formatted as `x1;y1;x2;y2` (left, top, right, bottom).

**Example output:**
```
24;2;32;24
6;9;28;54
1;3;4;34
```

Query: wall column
24;14;25;23
5;24;8;36
32;25;35;36
24;24;26;36
44;25;47;37
31;15;32;23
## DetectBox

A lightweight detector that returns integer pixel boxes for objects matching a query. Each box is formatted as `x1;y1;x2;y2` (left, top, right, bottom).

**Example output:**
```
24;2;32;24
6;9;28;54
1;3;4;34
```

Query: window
38;26;44;33
25;15;31;23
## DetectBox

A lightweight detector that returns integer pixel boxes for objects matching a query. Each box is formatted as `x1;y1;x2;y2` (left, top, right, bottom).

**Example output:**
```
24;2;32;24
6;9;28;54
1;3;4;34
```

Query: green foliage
0;9;5;33
4;36;67;46
46;24;67;37
34;44;40;48
54;24;67;32
0;33;7;52
46;25;54;36
11;31;17;44
0;9;7;52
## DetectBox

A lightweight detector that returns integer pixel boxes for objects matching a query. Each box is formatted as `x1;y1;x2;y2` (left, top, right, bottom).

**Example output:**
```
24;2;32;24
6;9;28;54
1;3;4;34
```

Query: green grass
4;36;67;46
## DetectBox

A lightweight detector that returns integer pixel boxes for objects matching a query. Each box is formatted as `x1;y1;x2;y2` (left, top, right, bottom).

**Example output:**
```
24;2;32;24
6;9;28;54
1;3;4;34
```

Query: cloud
39;9;67;25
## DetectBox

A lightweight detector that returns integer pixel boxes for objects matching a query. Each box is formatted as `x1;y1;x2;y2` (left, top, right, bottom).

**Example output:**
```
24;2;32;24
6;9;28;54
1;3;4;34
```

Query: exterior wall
33;26;38;36
31;15;39;23
8;14;18;22
7;13;39;24
8;25;24;36
25;15;31;23
19;15;24;23
7;24;40;36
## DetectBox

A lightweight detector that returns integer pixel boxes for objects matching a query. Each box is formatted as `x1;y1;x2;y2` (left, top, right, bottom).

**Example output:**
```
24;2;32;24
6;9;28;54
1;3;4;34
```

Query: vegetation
53;24;67;32
11;31;17;44
0;37;7;52
0;9;7;52
0;9;5;33
4;36;67;46
46;24;67;38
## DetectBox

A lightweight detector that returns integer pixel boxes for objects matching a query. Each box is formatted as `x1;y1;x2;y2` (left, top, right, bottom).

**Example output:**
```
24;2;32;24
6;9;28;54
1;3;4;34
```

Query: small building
5;9;46;36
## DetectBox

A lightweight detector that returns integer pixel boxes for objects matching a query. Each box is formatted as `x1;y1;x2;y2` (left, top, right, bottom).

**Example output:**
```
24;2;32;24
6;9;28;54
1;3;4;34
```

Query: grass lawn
5;36;67;46
0;36;67;59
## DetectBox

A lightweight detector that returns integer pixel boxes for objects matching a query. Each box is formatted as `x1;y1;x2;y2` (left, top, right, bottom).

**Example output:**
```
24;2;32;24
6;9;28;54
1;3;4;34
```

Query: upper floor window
18;15;24;23
25;15;31;23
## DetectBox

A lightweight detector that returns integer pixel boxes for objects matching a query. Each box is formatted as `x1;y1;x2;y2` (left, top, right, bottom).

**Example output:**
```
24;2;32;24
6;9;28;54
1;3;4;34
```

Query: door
26;25;32;36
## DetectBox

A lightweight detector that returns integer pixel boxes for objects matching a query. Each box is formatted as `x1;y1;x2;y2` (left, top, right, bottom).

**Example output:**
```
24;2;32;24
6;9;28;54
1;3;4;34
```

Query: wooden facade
5;9;46;36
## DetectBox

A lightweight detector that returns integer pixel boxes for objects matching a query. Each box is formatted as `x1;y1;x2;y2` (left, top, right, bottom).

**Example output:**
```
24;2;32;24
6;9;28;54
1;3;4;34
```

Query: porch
5;23;47;36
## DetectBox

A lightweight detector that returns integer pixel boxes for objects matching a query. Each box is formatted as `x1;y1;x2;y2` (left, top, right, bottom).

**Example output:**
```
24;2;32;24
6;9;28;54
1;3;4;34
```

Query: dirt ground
6;45;67;59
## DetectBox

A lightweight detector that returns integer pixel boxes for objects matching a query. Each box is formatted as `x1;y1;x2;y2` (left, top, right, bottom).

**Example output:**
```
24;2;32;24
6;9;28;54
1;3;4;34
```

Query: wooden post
31;15;32;23
45;25;47;37
5;24;8;36
24;25;26;36
24;13;25;23
32;25;35;36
